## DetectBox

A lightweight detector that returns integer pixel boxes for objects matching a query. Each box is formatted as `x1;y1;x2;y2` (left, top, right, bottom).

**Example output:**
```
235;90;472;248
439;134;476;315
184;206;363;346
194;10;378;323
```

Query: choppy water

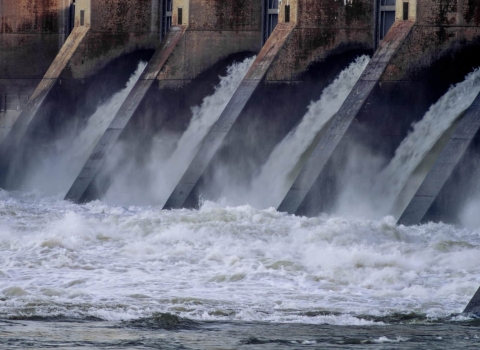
1;190;480;348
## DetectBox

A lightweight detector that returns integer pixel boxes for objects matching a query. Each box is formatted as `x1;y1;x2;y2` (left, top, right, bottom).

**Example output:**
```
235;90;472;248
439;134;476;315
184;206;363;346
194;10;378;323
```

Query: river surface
1;190;480;349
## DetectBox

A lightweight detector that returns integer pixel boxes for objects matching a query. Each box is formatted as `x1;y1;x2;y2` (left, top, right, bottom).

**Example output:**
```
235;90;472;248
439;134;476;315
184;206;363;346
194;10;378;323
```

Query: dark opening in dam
2;0;480;348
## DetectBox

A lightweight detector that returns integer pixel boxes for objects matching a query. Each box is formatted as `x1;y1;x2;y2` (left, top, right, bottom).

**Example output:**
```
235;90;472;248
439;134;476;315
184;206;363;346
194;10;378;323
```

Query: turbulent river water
1;190;480;348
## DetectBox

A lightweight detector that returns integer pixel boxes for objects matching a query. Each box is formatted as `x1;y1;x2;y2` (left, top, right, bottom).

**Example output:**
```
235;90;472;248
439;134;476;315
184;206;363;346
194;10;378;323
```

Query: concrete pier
66;0;263;203
279;0;480;217
398;94;480;226
464;286;480;315
164;21;296;209
0;0;162;187
277;20;413;214
65;26;186;202
165;0;375;209
0;26;89;177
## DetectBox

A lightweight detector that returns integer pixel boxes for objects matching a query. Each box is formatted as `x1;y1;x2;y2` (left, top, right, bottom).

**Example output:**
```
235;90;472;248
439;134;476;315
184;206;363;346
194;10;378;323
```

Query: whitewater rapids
1;190;479;325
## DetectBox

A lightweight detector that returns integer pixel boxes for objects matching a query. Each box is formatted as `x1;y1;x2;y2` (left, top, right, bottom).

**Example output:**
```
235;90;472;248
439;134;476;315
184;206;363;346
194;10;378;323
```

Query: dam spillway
3;0;480;343
0;0;479;225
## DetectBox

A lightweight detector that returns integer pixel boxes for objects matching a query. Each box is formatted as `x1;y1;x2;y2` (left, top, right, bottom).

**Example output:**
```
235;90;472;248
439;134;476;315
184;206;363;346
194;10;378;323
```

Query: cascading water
220;56;370;209
377;68;480;218
20;62;147;195
3;58;480;350
1;192;479;327
103;56;255;206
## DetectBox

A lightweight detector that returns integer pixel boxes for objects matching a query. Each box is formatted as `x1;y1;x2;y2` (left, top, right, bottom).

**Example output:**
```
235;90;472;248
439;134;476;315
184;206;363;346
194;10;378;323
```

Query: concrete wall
383;0;479;82
168;0;376;208
359;0;480;156
157;0;263;86
266;0;375;82
0;0;73;141
0;0;163;143
40;0;265;201
0;0;72;86
0;0;162;102
65;0;161;80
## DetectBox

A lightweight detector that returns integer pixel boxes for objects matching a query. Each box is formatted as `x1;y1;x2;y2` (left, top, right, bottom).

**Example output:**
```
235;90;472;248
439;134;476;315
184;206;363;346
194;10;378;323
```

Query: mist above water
20;62;147;196
218;55;370;208
0;191;479;324
103;56;255;206
335;68;480;220
379;68;480;217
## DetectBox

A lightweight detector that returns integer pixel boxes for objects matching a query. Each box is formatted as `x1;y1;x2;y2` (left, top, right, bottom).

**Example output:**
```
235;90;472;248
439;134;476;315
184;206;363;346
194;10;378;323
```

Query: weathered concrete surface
156;0;262;87
0;26;89;183
464;286;480;315
66;0;264;203
0;0;162;160
65;26;186;203
64;0;161;81
398;94;480;226
277;20;414;214
164;0;376;209
280;0;480;217
0;0;72;78
163;22;296;209
0;0;73;142
265;0;374;82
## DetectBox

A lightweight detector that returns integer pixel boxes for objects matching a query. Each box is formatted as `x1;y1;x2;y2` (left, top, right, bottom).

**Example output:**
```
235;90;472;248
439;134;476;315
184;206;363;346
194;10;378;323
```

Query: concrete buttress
65;27;186;202
65;0;263;203
0;26;89;182
164;0;375;209
464;286;480;316
277;20;414;214
398;93;480;225
163;22;296;209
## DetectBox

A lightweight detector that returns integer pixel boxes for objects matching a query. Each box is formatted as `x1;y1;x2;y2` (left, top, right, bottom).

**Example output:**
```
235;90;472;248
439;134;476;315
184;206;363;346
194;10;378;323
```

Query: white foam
1;191;479;324
372;336;408;343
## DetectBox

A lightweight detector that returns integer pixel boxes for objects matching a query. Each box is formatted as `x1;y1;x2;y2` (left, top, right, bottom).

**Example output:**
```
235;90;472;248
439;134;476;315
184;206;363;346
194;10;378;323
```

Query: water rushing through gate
103;56;255;206
220;56;370;208
21;62;147;195
1;61;480;350
379;68;480;218
333;68;480;220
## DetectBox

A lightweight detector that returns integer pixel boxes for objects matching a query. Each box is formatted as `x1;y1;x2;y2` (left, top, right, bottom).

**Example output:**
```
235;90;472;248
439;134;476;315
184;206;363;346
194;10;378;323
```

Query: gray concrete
277;20;414;215
464;286;480;315
398;93;480;226
0;26;89;185
163;22;296;210
65;26;186;203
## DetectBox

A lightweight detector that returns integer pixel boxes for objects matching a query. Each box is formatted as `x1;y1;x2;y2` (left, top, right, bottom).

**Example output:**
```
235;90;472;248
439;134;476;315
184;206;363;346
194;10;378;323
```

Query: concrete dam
1;0;480;228
5;0;480;342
